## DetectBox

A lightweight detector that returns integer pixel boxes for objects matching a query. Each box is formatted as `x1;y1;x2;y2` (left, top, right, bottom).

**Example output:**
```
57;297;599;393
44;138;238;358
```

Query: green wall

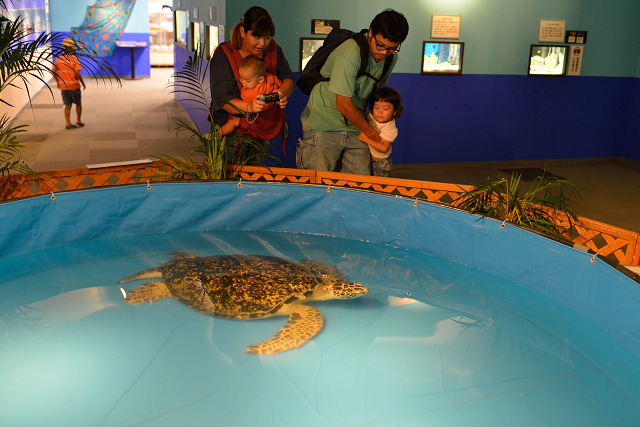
225;0;640;77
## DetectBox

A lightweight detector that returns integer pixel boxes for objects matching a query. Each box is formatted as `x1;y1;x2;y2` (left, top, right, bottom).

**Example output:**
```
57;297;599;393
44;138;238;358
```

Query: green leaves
0;13;121;182
454;172;583;241
156;44;278;181
0;16;120;108
0;114;38;180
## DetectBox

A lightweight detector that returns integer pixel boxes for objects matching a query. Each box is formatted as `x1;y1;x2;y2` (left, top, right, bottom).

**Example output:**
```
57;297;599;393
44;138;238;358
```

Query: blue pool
1;182;638;426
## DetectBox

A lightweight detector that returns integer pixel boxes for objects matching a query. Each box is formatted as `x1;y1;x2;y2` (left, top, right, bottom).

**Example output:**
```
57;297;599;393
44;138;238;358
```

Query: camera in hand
258;93;280;103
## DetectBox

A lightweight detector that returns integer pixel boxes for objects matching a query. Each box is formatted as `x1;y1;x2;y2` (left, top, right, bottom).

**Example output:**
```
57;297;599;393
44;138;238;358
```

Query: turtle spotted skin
118;252;368;355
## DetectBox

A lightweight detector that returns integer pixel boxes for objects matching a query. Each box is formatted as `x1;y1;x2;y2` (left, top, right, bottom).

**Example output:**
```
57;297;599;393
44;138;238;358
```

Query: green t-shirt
300;39;397;133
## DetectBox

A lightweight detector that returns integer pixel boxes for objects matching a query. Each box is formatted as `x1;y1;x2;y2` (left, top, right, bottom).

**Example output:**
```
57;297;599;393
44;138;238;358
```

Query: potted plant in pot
155;45;280;181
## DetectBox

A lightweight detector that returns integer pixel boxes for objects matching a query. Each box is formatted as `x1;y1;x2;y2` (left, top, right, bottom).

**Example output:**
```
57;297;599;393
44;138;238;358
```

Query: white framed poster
431;15;461;39
538;20;565;42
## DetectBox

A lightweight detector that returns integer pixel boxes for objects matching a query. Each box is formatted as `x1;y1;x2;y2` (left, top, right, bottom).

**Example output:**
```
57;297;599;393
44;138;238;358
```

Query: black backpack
296;28;394;96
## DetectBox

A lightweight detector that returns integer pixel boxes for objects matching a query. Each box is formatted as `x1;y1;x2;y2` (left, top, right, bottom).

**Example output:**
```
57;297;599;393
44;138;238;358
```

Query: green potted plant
453;172;583;241
155;45;279;181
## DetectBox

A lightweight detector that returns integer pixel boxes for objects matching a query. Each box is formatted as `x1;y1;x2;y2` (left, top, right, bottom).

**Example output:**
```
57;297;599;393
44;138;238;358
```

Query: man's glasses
374;35;401;54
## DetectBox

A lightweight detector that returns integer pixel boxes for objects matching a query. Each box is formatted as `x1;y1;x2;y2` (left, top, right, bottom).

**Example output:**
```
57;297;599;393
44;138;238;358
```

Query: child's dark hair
369;86;403;119
240;55;266;78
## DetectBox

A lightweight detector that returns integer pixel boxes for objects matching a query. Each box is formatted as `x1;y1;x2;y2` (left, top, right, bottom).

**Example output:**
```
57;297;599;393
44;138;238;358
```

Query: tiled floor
11;68;640;233
14;67;195;172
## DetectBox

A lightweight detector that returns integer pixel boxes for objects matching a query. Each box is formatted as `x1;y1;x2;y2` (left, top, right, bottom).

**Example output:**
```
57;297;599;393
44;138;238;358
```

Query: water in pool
1;230;638;426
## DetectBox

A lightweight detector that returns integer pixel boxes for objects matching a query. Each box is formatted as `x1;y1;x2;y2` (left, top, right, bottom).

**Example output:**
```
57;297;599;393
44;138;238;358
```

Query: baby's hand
251;95;266;113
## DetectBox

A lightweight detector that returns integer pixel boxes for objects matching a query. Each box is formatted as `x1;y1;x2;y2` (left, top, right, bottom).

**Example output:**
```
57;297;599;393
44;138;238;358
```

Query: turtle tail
118;267;163;284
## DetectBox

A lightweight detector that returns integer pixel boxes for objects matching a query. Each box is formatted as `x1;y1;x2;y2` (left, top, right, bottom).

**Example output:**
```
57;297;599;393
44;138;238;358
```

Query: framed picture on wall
528;45;568;76
174;10;187;47
421;41;464;75
191;21;201;53
219;25;225;43
206;24;219;59
300;38;324;72
199;22;205;55
311;19;339;35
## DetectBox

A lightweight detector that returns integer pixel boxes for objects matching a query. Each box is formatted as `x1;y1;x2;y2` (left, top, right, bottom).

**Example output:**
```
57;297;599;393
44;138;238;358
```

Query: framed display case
149;4;173;66
421;41;464;75
174;10;188;48
191;21;201;53
300;38;324;72
206;25;219;59
528;45;568;76
1;1;49;41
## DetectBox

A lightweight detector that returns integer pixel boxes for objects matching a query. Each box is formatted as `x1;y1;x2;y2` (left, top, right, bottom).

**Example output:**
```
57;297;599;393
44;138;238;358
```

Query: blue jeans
296;131;371;175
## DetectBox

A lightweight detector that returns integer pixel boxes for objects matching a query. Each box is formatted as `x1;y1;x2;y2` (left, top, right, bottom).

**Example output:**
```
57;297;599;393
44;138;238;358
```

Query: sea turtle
118;252;368;355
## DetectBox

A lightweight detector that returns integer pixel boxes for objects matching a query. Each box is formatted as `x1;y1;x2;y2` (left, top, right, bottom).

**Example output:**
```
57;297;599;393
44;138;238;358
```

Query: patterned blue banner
71;0;136;57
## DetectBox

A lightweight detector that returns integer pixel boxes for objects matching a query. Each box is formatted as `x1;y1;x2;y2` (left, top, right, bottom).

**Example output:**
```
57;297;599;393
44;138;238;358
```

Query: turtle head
314;282;369;300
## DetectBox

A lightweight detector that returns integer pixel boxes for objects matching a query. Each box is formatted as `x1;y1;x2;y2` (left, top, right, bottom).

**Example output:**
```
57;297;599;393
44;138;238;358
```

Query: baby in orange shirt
219;55;282;136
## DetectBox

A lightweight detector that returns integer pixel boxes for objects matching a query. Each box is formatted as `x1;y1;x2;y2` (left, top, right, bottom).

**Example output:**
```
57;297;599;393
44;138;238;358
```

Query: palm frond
0;114;38;180
454;172;584;241
0;16;121;108
157;43;278;180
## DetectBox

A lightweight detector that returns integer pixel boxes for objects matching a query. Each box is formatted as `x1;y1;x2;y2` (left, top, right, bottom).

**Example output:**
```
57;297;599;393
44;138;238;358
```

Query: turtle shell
161;255;331;319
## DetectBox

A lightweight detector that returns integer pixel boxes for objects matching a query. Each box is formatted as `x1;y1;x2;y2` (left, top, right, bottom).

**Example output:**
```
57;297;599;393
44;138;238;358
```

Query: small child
357;87;403;177
218;55;282;136
52;38;86;129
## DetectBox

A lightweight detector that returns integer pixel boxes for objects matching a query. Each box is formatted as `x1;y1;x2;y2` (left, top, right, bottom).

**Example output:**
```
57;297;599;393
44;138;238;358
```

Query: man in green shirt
297;9;409;175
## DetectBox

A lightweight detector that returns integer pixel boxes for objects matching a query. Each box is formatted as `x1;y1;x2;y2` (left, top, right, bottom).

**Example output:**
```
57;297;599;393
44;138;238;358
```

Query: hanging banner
71;0;137;57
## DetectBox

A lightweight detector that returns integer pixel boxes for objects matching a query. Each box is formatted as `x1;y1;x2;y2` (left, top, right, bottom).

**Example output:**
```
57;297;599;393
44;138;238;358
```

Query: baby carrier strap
219;40;278;89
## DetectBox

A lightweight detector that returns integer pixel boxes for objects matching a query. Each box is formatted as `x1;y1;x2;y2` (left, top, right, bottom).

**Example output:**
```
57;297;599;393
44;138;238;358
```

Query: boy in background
52;38;86;129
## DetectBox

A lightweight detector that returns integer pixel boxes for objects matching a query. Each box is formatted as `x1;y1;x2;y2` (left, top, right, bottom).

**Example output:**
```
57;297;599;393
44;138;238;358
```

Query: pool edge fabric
0;181;638;361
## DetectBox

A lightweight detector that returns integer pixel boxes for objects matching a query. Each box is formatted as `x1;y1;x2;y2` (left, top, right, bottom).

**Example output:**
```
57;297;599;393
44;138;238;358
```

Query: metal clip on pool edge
501;221;506;229
146;180;151;190
50;191;55;201
413;199;418;207
326;183;331;193
238;178;242;188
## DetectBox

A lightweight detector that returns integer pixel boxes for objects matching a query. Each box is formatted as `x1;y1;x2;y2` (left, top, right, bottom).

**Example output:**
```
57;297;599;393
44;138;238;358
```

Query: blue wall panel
258;73;634;168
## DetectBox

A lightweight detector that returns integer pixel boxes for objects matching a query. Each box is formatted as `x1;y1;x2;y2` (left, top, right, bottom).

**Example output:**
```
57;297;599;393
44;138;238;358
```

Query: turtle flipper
118;267;163;284
246;304;323;355
124;281;172;305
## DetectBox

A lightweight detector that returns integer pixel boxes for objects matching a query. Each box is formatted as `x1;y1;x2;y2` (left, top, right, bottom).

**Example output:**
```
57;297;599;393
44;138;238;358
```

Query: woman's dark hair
370;9;409;43
369;86;404;119
231;7;276;50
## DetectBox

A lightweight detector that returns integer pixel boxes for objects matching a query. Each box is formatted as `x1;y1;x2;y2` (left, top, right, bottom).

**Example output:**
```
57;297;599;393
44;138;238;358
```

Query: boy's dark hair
231;6;276;50
369;86;404;119
240;55;266;78
370;9;409;43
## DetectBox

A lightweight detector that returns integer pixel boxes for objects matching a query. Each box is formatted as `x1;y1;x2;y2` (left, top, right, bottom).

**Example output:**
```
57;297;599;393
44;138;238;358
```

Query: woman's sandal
66;124;77;129
76;123;85;127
